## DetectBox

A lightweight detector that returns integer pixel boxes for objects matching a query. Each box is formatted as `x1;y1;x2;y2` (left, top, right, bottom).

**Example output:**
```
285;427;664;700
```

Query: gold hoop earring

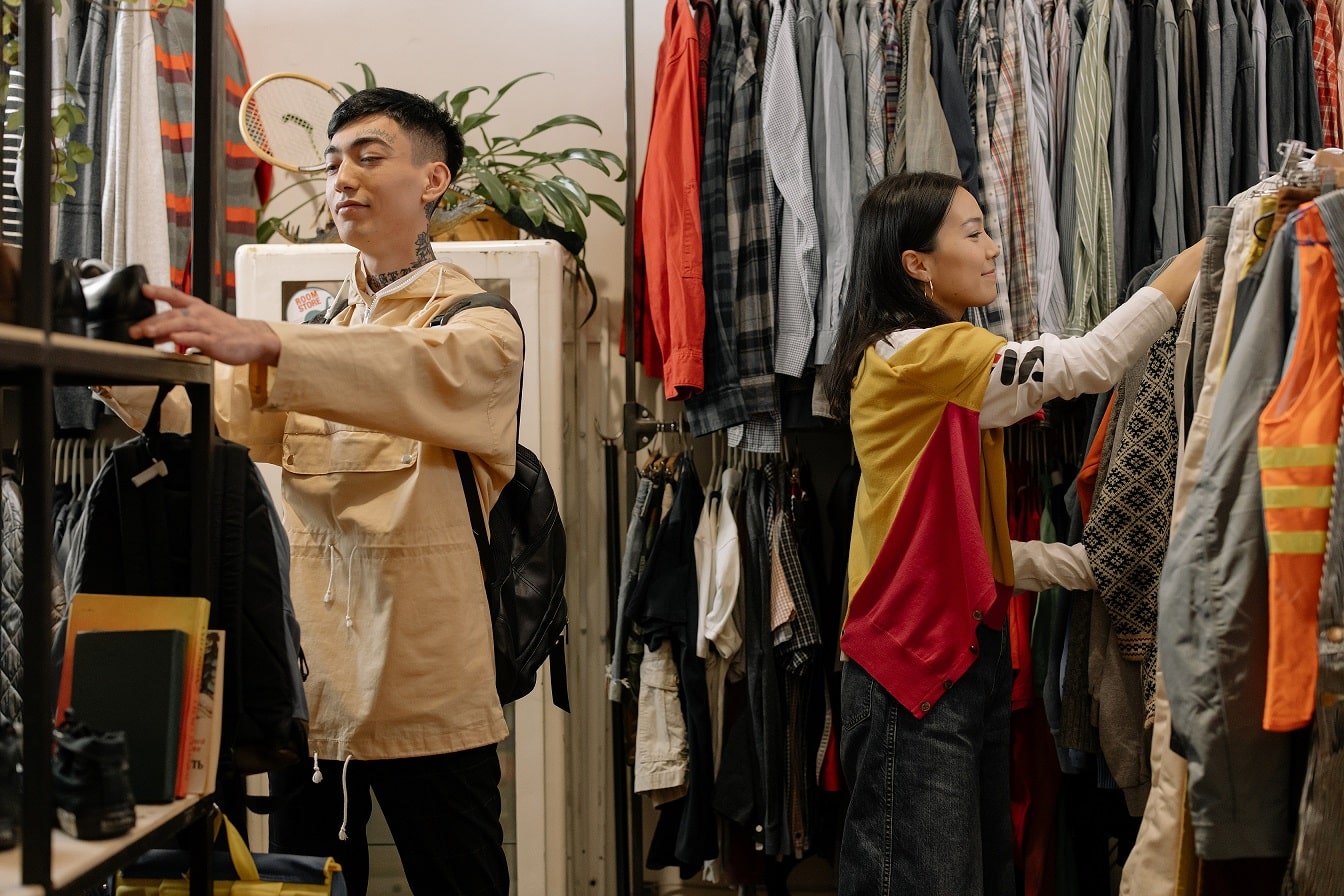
924;278;934;302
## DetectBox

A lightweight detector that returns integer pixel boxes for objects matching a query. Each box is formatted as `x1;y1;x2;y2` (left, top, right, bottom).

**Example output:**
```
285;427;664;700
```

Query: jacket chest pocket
281;427;420;475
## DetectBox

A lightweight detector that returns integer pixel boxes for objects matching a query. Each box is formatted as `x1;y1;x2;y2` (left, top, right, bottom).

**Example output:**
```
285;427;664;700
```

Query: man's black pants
268;745;509;896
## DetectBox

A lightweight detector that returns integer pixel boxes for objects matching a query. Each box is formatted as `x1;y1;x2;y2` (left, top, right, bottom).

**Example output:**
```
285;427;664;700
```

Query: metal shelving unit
0;1;225;892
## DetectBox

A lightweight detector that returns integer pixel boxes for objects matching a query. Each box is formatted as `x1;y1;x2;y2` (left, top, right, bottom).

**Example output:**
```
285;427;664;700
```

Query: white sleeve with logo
979;286;1179;429
1011;539;1096;592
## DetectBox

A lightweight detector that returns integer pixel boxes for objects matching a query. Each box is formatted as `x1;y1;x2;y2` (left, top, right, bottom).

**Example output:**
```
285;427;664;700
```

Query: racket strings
241;77;340;171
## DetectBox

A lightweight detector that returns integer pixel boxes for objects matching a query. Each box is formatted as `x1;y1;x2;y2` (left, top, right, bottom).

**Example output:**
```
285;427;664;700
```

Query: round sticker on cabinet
286;286;334;323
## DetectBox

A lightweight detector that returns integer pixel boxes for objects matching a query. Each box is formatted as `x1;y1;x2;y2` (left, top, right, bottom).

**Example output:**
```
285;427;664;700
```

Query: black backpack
431;295;570;711
67;385;309;775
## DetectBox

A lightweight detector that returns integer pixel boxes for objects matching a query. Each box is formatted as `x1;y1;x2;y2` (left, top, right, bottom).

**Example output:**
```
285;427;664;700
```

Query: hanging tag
131;458;169;488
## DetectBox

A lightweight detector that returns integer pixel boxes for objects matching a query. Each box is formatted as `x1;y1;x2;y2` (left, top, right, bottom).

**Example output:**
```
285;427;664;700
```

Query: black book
70;628;187;803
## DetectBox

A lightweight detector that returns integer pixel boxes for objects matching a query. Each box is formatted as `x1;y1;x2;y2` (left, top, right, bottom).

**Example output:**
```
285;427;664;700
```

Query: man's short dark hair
328;86;466;179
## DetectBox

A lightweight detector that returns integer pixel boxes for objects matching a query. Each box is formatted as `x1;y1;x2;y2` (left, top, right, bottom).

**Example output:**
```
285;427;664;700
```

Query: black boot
50;260;88;337
52;711;136;840
82;264;153;346
0;721;20;850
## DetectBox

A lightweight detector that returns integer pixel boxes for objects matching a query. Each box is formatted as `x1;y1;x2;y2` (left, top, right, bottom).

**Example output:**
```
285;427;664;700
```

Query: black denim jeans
837;623;1014;896
269;745;508;896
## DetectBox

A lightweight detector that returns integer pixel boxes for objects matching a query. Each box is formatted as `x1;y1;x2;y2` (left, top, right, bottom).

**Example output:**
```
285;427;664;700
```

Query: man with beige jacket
107;87;521;896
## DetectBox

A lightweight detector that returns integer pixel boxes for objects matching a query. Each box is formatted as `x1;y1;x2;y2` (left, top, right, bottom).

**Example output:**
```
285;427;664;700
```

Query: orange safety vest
1258;203;1343;732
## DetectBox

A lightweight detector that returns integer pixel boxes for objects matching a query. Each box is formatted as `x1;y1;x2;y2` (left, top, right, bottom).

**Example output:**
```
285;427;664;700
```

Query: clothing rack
614;1;674;892
0;1;223;892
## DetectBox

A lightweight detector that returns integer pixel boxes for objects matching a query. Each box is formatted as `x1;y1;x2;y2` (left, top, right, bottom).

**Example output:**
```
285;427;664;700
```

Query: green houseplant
258;63;626;308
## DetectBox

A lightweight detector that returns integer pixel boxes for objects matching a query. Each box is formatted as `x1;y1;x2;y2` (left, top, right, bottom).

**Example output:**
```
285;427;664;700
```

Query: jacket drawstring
344;546;358;629
310;752;354;842
322;543;336;605
337;754;353;841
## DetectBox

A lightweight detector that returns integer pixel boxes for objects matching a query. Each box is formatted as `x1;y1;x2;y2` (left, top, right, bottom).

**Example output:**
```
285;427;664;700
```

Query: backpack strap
434;292;521;566
440;297;571;708
548;640;570;712
453;446;569;709
116;384;177;594
453;448;492;589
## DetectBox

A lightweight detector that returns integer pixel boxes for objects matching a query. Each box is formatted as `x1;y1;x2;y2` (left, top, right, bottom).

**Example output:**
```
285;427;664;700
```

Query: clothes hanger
53;438;69;487
709;431;724;491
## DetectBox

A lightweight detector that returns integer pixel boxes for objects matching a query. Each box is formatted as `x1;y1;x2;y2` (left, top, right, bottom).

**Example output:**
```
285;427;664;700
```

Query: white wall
227;0;659;338
224;2;663;894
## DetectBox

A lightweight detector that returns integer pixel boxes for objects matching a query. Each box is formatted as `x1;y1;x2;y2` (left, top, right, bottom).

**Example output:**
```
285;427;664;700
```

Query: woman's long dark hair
823;171;964;418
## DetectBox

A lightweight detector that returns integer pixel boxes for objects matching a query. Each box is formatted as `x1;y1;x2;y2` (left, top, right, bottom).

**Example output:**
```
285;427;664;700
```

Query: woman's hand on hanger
130;283;282;367
1150;238;1207;313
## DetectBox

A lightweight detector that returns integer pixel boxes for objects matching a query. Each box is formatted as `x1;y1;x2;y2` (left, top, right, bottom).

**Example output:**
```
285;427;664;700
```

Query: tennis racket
239;72;346;172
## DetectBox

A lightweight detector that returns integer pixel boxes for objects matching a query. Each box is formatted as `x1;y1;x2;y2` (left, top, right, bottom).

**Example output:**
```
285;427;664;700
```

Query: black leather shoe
82;264;153;345
0;721;20;850
52;710;136;840
50;260;88;336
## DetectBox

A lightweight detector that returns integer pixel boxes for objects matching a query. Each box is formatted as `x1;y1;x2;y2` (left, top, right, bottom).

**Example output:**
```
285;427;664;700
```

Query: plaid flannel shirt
728;0;782;453
1314;0;1341;146
688;0;751;436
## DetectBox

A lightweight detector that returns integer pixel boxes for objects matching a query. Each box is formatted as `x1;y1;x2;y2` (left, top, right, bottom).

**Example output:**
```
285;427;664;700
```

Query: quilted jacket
0;468;69;725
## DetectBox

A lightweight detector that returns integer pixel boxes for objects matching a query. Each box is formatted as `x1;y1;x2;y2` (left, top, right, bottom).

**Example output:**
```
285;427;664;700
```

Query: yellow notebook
58;593;211;799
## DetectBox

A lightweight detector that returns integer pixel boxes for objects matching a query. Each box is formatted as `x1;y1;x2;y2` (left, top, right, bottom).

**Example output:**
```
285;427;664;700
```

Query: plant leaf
552;175;591;214
447;85;488;121
354;61;378;90
577;258;599;326
535;181;581;232
257;216;281;244
591;148;628;179
518;189;546;227
473;167;513;210
522;113;603;139
590;193;625;224
459;111;498;133
554;147;611;176
481;72;546;114
68;141;94;165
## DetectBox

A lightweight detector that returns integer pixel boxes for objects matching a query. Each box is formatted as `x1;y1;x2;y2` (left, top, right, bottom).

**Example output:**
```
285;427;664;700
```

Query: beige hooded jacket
98;258;522;761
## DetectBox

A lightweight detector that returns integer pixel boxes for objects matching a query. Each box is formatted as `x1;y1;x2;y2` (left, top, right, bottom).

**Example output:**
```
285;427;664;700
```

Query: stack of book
56;593;226;803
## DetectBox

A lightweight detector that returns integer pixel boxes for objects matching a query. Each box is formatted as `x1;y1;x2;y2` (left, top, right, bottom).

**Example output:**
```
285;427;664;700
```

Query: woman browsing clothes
822;171;1203;896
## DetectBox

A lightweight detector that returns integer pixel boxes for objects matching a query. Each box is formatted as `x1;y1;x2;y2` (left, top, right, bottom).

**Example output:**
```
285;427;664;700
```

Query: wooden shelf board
0;796;211;894
47;335;212;385
0;328;211;385
0;325;46;371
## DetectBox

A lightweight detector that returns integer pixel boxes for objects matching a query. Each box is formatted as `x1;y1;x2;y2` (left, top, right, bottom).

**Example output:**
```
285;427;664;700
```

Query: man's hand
130;284;282;366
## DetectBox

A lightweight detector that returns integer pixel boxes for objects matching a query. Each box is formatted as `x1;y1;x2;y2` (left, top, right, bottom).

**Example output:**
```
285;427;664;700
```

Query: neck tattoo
365;235;436;294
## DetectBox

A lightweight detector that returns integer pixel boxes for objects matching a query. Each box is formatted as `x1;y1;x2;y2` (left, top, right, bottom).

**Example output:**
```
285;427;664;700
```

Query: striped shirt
152;5;260;311
1065;0;1117;336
